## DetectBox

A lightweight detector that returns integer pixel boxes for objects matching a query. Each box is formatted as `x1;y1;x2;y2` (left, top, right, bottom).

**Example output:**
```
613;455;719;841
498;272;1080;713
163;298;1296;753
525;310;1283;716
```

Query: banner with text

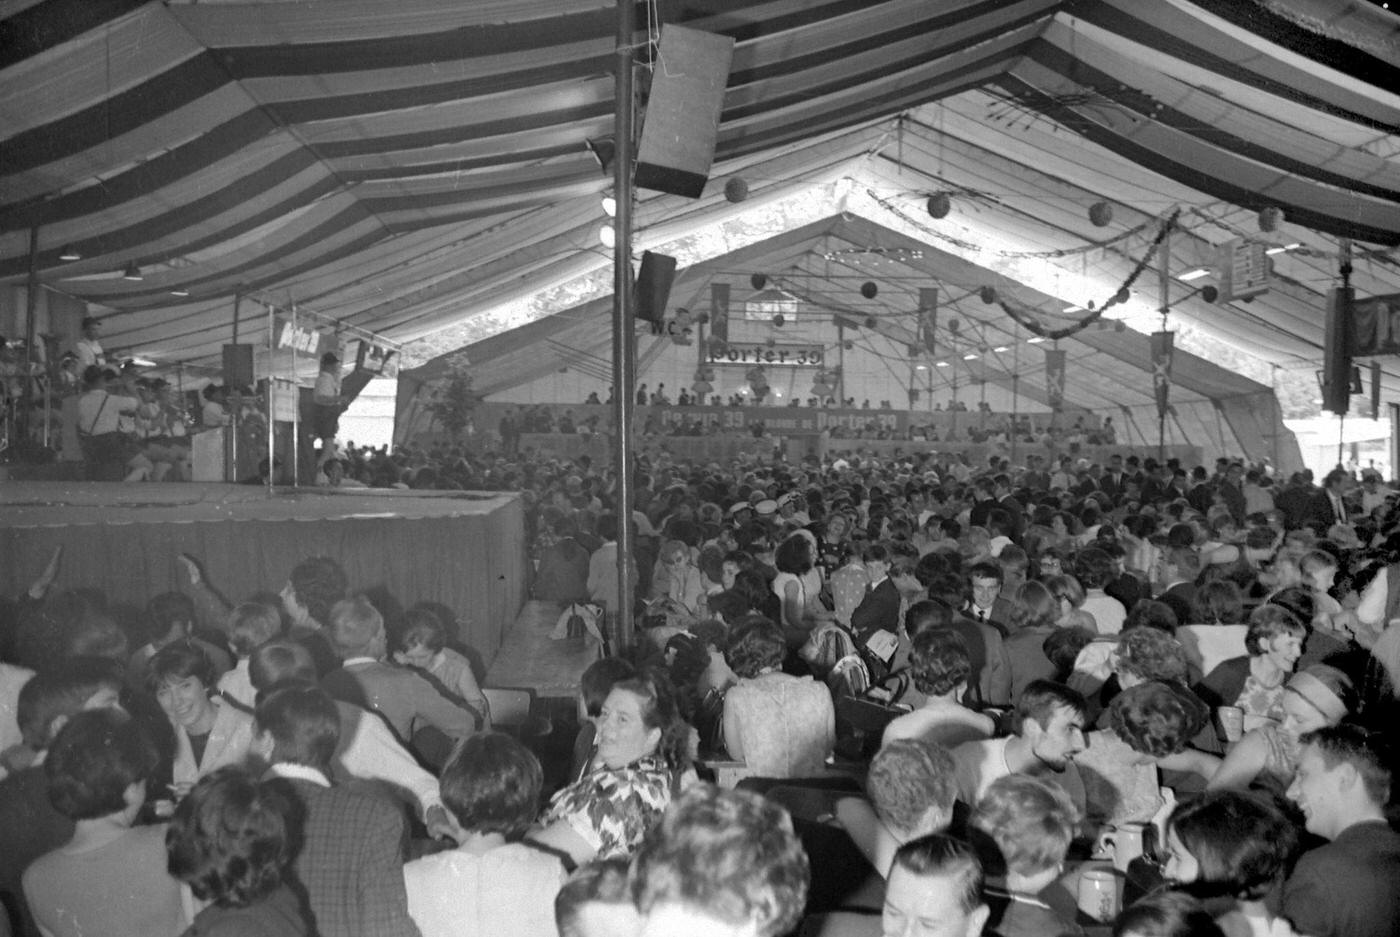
707;342;825;367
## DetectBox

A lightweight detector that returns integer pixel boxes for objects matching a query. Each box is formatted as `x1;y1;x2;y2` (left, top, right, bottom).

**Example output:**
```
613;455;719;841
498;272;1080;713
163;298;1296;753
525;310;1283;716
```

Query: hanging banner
272;316;335;358
1150;330;1175;419
1349;291;1400;357
919;287;939;355
1218;238;1270;302
1044;348;1066;411
710;283;730;343
707;342;824;366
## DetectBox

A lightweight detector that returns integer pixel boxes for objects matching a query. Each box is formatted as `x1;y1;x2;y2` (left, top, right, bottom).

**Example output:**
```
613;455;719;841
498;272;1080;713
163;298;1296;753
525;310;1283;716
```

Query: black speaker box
1322;287;1352;414
222;343;254;388
635;251;677;325
635;25;735;199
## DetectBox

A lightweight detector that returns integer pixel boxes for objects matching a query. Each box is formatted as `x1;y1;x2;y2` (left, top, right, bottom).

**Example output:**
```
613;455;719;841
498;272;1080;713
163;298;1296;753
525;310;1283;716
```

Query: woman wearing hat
1206;664;1356;796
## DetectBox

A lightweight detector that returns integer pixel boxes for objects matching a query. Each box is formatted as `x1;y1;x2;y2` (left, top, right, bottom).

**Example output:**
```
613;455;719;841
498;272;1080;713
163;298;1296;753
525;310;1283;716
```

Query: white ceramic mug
1077;867;1120;923
1097;821;1148;873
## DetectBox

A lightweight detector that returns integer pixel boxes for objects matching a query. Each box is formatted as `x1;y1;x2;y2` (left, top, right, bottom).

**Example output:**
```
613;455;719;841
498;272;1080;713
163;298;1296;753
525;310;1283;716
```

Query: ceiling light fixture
170;287;190;297
598;225;616;249
1027;336;1047;344
1177;268;1210;282
601;195;617;217
1063;305;1085;314
935;361;950;367
122;262;143;281
993;345;1009;352
1265;243;1301;255
963;353;979;360
58;244;81;262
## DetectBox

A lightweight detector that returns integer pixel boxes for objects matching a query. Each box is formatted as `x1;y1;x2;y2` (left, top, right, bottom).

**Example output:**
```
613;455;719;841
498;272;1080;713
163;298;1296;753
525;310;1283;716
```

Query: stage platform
485;599;600;700
0;482;526;664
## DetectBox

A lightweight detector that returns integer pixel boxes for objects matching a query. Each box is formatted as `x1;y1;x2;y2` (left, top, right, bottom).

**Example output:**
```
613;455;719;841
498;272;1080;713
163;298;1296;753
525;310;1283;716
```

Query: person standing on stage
74;317;105;369
312;351;345;467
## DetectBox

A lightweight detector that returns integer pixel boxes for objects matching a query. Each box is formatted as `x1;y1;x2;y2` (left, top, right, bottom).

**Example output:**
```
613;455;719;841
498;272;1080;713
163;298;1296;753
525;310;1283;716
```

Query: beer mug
1218;705;1245;743
1097;821;1148;873
1077;867;1120;923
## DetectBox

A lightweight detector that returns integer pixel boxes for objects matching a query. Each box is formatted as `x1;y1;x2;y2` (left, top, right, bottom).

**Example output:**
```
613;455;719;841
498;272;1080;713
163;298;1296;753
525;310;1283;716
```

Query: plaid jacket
271;773;420;937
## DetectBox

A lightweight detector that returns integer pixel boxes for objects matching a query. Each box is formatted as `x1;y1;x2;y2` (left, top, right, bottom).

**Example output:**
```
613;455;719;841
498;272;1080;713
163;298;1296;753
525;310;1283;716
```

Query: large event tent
3;0;1399;464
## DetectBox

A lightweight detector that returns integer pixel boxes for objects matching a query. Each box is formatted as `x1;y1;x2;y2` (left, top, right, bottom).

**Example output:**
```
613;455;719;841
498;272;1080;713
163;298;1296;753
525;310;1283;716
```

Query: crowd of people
1;440;1398;937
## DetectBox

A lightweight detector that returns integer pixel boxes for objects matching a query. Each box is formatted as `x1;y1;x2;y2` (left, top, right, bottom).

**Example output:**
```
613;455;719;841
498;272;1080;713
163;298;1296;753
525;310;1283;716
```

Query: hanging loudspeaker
635;26;736;198
222;344;254;388
634;251;677;325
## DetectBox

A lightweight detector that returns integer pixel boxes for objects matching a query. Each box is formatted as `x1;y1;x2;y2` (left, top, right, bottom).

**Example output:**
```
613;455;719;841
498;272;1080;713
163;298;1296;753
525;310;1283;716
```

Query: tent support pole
610;0;637;650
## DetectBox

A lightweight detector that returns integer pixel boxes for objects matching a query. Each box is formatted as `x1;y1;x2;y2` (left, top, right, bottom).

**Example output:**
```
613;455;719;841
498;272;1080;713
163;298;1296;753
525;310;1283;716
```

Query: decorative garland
992;208;1181;341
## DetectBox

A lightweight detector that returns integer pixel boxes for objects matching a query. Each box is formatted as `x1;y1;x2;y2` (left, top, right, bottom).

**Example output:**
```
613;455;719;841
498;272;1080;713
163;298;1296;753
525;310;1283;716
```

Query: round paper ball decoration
979;286;997;304
772;313;785;327
751;273;767;290
861;281;878;299
1114;287;1131;304
1089;201;1114;227
724;177;749;203
863;316;877;330
1258;206;1283;232
947;317;961;333
926;193;952;219
1199;285;1219;303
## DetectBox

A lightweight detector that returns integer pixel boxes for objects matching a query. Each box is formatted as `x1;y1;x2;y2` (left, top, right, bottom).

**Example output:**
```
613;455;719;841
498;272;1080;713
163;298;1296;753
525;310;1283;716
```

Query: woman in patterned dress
529;670;692;867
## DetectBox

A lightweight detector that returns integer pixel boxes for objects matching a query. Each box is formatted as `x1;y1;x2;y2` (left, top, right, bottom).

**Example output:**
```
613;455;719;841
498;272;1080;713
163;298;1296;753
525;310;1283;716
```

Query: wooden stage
0;482;527;665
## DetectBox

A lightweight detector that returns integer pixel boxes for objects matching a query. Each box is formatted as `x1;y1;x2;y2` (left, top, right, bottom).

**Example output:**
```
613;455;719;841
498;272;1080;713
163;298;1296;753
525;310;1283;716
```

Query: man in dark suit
1307;468;1352;534
965;561;1014;636
851;543;903;652
1275;470;1318;529
1152;545;1200;626
1099;454;1128;500
254;684;421;937
1284;724;1400;937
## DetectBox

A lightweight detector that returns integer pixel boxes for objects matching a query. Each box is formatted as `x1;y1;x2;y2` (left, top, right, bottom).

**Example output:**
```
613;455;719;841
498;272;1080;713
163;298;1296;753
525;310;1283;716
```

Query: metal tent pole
610;0;637;650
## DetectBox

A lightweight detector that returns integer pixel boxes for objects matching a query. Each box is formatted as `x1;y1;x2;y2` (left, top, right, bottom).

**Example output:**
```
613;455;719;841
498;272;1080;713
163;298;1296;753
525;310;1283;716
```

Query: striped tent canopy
3;0;1399;400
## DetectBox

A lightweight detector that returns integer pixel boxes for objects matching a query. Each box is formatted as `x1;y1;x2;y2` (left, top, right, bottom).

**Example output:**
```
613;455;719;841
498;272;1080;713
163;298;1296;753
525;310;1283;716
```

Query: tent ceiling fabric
3;0;1400;401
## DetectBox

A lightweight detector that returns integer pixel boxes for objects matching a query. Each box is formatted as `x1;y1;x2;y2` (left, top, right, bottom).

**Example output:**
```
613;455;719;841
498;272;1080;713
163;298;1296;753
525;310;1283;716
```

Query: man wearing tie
965;562;1014;635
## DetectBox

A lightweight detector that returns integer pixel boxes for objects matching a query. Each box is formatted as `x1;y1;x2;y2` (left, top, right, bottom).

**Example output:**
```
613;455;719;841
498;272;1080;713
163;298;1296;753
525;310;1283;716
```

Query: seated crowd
1;444;1398;937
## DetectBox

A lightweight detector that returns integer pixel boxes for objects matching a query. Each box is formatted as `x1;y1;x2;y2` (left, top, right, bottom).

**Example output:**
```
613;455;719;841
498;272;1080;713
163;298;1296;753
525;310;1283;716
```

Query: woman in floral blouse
529;670;692;866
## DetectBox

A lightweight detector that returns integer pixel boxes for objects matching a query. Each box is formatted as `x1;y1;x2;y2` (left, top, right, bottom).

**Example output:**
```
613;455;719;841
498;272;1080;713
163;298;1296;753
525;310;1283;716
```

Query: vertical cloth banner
1044;347;1066;411
919;287;938;355
710;283;730;344
1150;331;1175;418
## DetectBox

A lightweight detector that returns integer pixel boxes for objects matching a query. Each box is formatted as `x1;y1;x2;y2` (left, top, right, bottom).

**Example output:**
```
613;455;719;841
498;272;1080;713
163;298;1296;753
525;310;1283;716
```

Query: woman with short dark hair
721;616;835;779
23;709;189;937
166;766;310;935
1161;790;1299;936
149;639;256;804
405;733;566;937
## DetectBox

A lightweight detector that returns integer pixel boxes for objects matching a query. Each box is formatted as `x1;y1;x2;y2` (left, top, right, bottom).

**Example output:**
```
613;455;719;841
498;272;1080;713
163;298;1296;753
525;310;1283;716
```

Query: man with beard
949;681;1088;815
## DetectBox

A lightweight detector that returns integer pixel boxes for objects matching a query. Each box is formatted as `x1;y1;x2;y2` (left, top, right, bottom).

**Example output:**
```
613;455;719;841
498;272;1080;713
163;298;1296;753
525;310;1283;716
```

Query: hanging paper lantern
1258;206;1283;232
926;192;952;219
751;273;767;290
947;317;961;333
1114;287;1131;304
772;312;785;327
863;316;877;330
861;281;878;299
724;177;749;203
1199;285;1219;303
1089;201;1114;227
979;286;996;304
